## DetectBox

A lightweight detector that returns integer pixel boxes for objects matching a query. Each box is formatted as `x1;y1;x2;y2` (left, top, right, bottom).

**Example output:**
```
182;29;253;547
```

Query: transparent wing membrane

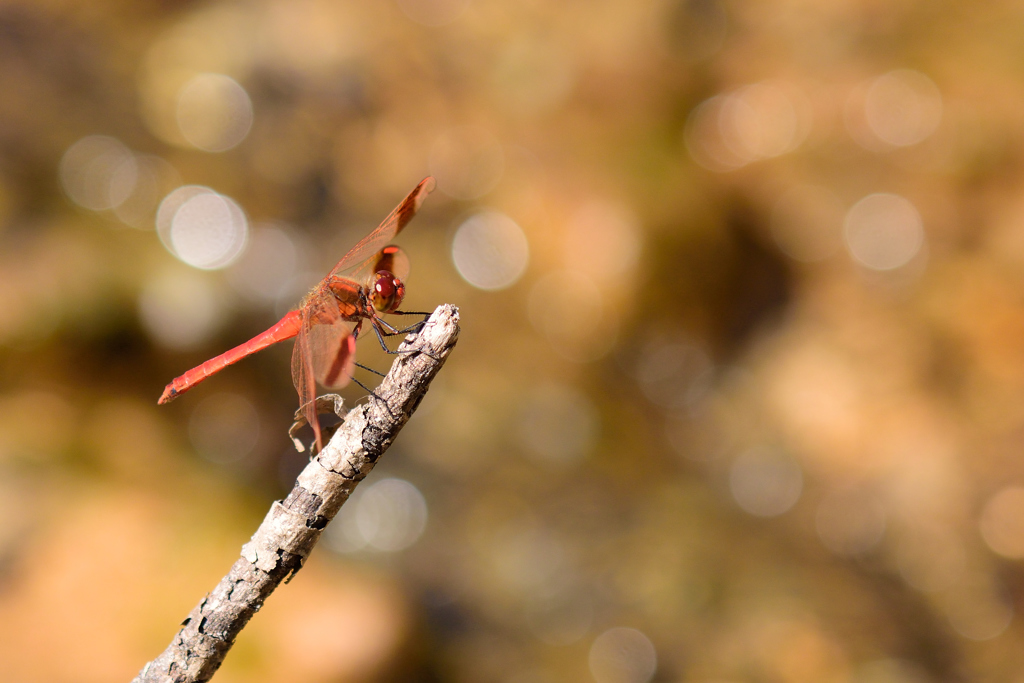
290;317;321;452
329;177;434;280
308;317;359;389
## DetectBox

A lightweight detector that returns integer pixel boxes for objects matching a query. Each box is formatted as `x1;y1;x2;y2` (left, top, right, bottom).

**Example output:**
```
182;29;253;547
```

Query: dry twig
133;304;460;683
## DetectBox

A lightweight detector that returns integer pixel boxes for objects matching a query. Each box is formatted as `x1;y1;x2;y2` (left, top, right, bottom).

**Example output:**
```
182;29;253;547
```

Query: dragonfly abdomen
158;309;303;404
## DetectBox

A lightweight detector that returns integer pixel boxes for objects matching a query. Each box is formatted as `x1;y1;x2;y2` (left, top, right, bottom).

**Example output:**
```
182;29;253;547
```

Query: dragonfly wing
368;245;410;281
307;316;359;390
329;177;435;279
290;314;322;452
292;291;360;452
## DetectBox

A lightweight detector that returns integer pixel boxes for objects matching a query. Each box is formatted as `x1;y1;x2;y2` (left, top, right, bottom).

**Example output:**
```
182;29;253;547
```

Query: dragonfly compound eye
371;271;405;313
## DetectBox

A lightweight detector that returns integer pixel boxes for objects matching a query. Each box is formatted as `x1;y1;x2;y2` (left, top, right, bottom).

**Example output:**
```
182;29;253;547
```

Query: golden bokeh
2;0;1024;681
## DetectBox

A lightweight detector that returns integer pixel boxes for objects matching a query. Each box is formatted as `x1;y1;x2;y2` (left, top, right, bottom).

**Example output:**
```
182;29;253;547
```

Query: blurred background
1;0;1023;681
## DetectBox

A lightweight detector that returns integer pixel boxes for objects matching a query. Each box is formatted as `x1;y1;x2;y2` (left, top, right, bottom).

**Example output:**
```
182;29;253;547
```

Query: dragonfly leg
396;320;427;334
375;317;403;336
371;320;403;355
355;361;386;378
349;374;384;401
377;316;425;336
392;310;432;333
376;311;431;336
372;316;441;361
348;375;402;419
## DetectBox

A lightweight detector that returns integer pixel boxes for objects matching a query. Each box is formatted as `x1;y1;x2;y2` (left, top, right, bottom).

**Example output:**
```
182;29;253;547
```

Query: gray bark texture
133;304;460;683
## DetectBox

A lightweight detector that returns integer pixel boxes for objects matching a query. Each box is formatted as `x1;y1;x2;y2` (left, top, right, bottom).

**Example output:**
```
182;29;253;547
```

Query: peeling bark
133;305;460;683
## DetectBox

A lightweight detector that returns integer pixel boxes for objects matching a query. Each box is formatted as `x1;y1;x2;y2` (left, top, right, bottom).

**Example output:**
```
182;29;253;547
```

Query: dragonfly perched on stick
159;177;436;452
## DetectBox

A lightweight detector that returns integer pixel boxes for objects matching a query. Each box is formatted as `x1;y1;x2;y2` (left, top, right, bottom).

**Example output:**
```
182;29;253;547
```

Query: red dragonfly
159;177;436;452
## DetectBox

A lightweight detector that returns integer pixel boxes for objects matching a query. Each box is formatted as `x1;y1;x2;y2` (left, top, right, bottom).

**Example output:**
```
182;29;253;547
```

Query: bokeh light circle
326;478;429;553
176;73;254;152
685;83;810;172
843;193;924;271
720;83;803;159
452;211;529;290
945;591;1014;641
684;95;747;172
138;270;222;350
980;486;1024;558
588;627;657;683
635;339;714;410
226;224;300;305
59;135;136;211
156;185;249;270
729;447;803;517
864;70;942;147
112;155;181;229
355;478;429;552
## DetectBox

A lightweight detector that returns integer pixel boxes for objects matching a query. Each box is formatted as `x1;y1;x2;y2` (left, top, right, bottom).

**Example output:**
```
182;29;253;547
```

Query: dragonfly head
369;271;405;313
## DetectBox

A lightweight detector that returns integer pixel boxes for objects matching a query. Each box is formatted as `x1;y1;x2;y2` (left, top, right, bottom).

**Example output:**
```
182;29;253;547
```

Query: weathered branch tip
132;304;460;683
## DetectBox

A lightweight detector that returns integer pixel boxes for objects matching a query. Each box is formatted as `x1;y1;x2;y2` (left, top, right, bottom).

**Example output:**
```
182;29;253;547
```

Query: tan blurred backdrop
1;0;1023;681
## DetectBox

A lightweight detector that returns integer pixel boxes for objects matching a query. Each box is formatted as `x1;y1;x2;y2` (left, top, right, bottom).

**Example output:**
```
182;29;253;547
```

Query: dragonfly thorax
313;277;373;322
